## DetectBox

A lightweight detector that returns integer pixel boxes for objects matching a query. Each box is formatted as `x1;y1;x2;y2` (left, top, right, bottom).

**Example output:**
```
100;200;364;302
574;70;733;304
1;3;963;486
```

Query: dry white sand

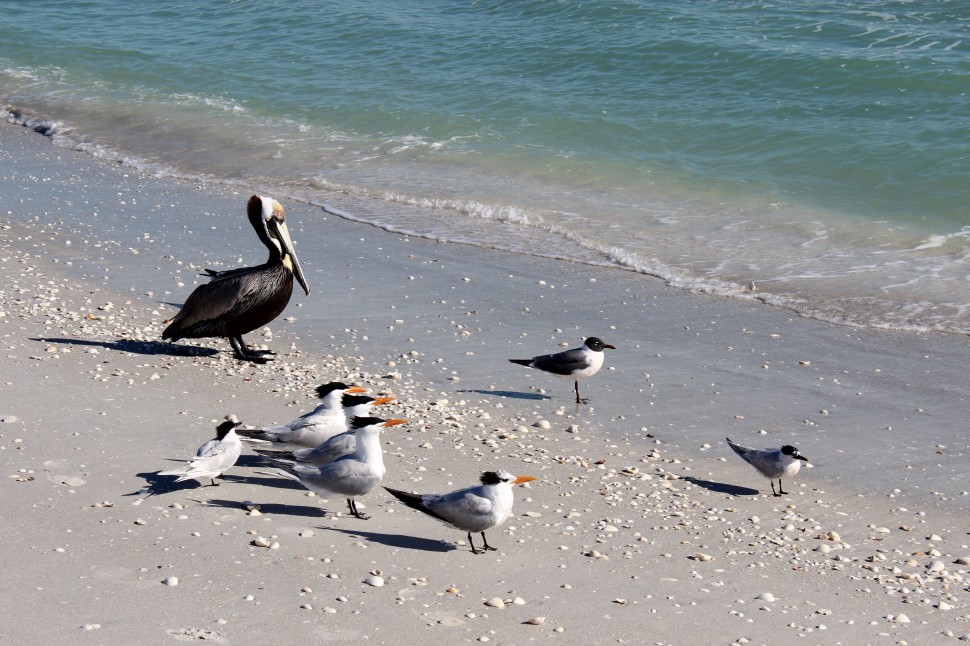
1;120;968;644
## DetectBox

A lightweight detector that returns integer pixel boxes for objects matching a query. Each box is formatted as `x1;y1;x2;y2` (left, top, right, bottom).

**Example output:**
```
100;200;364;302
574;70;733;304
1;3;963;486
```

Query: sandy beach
2;120;969;645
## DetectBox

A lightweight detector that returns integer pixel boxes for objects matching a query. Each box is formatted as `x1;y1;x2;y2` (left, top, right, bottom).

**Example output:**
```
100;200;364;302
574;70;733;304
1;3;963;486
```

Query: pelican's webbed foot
229;336;275;363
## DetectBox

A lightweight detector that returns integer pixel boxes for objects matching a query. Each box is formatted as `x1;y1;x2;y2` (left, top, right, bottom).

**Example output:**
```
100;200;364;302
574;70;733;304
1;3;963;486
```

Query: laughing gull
510;336;616;402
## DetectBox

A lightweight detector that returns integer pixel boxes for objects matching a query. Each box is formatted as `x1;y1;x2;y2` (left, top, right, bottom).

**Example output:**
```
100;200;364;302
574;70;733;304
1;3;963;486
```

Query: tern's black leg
347;498;369;520
480;532;497;552
574;381;581;403
467;531;481;554
229;335;273;363
777;480;787;496
208;478;220;487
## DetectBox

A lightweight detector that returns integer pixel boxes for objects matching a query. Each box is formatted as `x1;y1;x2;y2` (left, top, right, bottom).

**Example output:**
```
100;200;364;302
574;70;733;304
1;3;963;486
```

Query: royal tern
271;416;406;518
510;336;616;403
384;470;537;554
236;381;368;447
158;420;242;486
253;394;395;466
162;195;309;362
726;437;809;497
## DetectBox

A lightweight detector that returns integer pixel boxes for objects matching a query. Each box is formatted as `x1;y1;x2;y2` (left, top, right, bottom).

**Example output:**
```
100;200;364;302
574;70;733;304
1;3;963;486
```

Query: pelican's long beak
270;218;310;296
513;475;537;485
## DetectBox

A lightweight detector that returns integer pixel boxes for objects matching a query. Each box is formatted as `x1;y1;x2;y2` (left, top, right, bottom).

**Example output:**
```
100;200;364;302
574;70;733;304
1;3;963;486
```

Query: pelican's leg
480;531;497;552
229;335;273;363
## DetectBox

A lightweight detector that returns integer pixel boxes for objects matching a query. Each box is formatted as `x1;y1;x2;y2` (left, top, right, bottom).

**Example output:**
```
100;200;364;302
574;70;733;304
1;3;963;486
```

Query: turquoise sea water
1;1;968;332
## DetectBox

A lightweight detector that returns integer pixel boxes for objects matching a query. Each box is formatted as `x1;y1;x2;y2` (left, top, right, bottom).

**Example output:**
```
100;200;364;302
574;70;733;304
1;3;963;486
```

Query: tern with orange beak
384;471;537;554
236;382;369;448
254;393;396;465
272;417;406;519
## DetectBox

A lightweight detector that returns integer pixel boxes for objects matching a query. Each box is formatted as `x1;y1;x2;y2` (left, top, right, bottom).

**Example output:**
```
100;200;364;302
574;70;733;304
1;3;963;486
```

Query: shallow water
2;0;968;332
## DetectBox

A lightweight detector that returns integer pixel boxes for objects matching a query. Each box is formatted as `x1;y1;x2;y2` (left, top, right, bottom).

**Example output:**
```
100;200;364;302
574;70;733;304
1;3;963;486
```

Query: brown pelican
162;195;310;362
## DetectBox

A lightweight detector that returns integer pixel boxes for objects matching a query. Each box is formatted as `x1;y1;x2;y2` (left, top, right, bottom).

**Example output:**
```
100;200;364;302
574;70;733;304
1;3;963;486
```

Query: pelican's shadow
456;389;551;401
324;526;456;552
32;336;219;357
682;476;760;496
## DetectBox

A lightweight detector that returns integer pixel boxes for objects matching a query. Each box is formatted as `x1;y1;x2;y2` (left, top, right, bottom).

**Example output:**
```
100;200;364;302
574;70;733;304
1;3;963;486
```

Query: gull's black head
585;337;616;351
215;420;239;440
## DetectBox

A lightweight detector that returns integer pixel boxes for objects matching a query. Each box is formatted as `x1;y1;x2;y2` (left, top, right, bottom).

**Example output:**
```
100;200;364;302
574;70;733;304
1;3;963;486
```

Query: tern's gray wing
423;487;495;531
292;432;356;465
299;458;383;497
726;437;783;479
530;347;590;376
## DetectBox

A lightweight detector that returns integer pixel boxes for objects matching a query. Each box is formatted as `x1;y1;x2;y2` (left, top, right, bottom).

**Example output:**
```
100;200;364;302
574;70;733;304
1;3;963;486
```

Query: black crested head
351;416;385;429
781;445;798;456
316;381;351;398
480;471;503;485
215;420;239;440
342;394;374;408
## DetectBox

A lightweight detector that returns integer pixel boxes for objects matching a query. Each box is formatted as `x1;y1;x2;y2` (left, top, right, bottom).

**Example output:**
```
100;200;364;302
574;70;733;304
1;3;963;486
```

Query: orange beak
513;475;537;485
381;419;408;428
346;386;368;394
372;396;396;406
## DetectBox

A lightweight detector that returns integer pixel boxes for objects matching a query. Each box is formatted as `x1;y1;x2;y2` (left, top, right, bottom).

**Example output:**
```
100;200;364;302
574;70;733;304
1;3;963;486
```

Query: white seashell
162;576;179;586
756;592;776;603
484;597;505;608
927;560;946;572
526;617;546;626
252;536;270;548
364;576;384;587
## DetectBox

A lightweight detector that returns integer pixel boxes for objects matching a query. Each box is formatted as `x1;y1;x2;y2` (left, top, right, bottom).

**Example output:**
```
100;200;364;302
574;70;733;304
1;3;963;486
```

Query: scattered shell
484;597;505;608
756;592;776;603
613;598;628;605
927;560;946;572
525;617;546;626
693;553;713;562
955;557;970;566
252;536;271;548
162;576;179;586
895;613;911;624
364;576;385;587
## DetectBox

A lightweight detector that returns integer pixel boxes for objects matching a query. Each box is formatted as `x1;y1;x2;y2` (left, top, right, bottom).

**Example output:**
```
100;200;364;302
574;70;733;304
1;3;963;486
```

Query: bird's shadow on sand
324;526;456;553
33;336;219;358
204;499;328;518
126;457;303;497
456;389;551;401
682;476;760;497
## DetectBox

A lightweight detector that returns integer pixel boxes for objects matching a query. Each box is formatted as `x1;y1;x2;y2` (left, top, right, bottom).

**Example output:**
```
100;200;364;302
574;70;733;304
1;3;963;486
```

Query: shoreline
2;120;968;644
